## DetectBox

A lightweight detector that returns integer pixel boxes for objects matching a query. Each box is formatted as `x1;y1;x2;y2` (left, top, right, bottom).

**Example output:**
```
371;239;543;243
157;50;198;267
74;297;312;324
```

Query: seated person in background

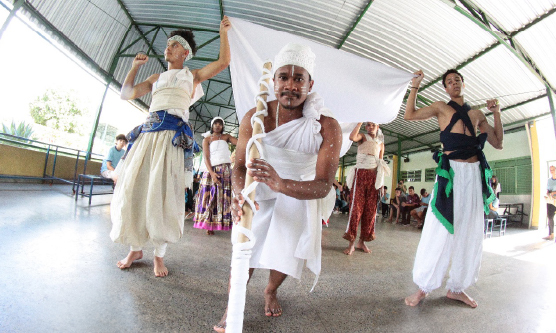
100;134;128;183
398;180;407;197
487;196;499;219
341;183;350;213
401;186;420;225
411;188;430;228
380;186;390;218
333;181;343;214
388;187;405;223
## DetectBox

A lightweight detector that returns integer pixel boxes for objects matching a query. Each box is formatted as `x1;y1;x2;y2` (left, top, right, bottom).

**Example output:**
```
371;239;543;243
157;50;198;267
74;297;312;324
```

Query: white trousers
412;160;484;293
130;243;168;258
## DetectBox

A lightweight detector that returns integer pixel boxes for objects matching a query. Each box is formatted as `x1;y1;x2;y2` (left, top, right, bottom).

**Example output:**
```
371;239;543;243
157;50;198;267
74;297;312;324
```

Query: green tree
29;89;89;134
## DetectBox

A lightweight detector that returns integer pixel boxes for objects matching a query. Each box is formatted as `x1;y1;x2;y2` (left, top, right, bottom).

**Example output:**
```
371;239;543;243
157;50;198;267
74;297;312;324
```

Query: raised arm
404;70;441;121
478;99;504;150
349;123;365;142
192;16;231;85
120;53;159;100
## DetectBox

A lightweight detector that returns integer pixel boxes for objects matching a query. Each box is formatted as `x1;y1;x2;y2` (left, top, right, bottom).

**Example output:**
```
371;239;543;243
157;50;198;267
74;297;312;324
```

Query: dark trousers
381;202;389;217
548;203;556;235
401;205;417;224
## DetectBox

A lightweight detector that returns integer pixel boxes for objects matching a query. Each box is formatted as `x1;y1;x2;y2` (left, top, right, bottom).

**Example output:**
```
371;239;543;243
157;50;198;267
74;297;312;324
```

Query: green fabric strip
432;154;455;234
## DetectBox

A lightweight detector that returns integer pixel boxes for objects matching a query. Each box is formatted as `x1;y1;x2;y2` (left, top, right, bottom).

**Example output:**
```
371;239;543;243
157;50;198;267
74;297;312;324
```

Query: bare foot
542;234;554;240
446;290;478;308
116;250;143;269
405;290;428;306
343;240;355;255
153;256;168;277
213;308;227;333
355;240;371;253
264;288;282;317
207;230;215;235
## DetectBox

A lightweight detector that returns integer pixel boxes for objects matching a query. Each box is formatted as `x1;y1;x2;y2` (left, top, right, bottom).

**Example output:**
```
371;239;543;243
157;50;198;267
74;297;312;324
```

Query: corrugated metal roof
514;12;556;88
472;0;556;32
9;0;556;161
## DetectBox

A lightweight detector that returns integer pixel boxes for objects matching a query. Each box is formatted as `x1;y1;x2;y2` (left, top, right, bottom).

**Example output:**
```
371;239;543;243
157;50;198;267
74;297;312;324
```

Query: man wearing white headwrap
214;43;341;332
110;17;232;278
343;122;386;255
193;116;237;235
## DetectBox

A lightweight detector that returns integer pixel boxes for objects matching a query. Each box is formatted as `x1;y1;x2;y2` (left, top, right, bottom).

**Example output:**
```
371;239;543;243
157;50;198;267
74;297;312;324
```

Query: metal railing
0;132;104;187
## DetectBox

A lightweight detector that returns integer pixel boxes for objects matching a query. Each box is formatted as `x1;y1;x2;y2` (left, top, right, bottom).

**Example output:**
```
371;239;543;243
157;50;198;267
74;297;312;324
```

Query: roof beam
416;42;499;93
196;101;236;110
115;0;166;70
136;22;219;33
337;0;375;49
205;85;232;103
415;2;555;98
510;7;556;37
146;26;161;56
380;128;435;150
119;54;218;62
118;26;159;54
196;34;221;51
441;0;555;92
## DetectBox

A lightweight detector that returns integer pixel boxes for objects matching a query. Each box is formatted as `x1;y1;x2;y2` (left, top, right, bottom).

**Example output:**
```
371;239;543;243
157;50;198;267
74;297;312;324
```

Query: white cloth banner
228;17;414;125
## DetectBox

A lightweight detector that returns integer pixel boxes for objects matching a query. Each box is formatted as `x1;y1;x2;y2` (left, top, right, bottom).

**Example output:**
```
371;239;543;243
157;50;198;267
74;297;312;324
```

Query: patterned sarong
193;163;233;231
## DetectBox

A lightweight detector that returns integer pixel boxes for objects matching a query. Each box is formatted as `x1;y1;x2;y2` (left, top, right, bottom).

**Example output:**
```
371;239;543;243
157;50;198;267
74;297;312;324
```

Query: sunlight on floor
483;229;556;265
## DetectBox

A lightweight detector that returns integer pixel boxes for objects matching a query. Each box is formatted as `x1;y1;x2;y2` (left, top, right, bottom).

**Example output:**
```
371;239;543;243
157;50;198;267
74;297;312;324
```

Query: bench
74;174;114;205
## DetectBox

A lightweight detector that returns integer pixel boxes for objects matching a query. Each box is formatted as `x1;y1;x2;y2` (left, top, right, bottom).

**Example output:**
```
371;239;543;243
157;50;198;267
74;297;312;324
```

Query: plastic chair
484;218;493;238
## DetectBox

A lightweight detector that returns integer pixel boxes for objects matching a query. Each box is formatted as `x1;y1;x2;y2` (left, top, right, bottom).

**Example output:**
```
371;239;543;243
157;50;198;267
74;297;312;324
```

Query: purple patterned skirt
193;163;233;231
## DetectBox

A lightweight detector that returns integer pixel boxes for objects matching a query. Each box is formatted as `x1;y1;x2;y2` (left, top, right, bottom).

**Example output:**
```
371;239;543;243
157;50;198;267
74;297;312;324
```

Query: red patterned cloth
343;168;379;242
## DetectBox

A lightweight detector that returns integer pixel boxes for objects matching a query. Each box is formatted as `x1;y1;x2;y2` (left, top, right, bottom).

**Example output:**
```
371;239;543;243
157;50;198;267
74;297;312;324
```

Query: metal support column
396;138;402;183
85;82;111;156
547;85;556;140
0;0;23;41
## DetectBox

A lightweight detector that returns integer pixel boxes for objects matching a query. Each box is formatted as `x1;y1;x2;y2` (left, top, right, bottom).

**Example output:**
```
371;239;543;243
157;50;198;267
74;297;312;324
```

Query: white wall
399;150;436;195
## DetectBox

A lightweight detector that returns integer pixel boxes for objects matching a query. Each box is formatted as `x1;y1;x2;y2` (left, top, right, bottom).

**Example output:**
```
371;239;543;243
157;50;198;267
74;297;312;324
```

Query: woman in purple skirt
193;117;237;235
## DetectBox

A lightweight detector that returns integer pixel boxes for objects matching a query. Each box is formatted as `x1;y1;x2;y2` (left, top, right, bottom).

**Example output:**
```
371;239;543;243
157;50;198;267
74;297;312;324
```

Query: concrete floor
0;183;555;333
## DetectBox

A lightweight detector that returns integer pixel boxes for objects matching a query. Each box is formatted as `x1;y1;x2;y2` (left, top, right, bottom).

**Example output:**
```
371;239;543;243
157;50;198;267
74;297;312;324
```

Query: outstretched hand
231;193;259;225
247;158;283;193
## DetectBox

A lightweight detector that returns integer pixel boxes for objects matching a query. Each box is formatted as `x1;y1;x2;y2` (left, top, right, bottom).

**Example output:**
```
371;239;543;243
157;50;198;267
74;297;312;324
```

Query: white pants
130;243;168;257
412;160;484;293
101;169;115;180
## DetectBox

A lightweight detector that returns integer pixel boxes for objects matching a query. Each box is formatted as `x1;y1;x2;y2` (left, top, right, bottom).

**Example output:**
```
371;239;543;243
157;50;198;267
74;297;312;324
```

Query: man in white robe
214;43;341;332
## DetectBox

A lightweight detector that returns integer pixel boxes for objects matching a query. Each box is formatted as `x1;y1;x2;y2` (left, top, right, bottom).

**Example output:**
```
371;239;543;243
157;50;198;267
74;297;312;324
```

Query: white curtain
228;17;413;126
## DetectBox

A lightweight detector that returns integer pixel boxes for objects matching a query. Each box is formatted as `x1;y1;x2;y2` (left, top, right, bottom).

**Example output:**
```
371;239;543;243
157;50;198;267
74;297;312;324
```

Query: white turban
273;43;316;77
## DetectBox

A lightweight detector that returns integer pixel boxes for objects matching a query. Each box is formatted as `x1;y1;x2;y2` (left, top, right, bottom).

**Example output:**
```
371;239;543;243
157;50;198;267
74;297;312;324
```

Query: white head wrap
203;117;225;138
273;43;316;77
211;116;225;127
168;35;193;62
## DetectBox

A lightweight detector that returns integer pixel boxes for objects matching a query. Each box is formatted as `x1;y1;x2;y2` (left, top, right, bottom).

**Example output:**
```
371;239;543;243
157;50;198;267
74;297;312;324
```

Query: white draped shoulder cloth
250;93;336;285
